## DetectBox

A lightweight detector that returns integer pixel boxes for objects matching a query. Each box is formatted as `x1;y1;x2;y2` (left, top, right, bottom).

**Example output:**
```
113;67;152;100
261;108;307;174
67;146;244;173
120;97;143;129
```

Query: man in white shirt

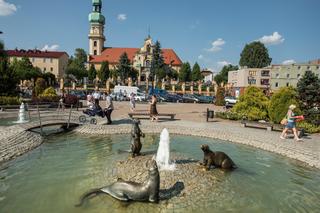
93;89;101;101
105;93;114;124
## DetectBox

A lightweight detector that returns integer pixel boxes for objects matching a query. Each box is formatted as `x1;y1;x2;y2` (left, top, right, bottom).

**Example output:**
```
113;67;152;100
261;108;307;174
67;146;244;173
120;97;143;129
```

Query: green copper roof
89;12;105;24
92;0;102;6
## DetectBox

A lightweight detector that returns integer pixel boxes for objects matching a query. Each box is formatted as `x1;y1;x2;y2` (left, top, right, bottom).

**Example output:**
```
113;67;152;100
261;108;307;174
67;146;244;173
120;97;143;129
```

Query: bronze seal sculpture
76;160;160;206
131;119;145;157
200;144;236;170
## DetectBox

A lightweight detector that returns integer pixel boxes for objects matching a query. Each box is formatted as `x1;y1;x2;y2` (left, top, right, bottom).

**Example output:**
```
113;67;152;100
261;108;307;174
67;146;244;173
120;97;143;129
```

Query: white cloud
257;32;284;45
198;55;204;60
117;14;127;21
206;38;225;52
0;0;17;16
282;59;296;65
41;44;59;51
217;61;231;67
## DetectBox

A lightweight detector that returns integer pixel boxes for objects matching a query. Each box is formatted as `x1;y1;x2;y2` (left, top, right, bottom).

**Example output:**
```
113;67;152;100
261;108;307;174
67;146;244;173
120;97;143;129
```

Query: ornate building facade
87;0;182;84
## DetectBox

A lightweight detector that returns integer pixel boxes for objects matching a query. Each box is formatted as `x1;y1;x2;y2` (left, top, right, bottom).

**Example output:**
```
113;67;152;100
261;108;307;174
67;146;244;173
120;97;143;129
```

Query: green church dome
89;12;105;24
92;0;102;6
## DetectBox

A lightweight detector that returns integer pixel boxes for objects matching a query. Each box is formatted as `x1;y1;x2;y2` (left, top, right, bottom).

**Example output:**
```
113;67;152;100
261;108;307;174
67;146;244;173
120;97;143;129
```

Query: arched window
94;50;97;55
145;60;150;67
94;41;97;47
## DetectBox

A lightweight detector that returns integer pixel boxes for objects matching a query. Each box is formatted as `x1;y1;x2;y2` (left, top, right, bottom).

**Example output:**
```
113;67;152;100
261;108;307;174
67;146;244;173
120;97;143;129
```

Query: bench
128;112;176;120
241;120;273;131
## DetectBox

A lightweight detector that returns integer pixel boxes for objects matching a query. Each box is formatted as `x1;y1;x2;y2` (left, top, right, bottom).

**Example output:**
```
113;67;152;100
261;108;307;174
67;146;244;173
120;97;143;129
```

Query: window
298;66;301;70
50;67;53;72
248;78;256;85
297;74;301;78
43;67;46;72
275;82;279;87
94;50;97;55
249;71;256;76
94;41;97;47
50;58;53;63
261;70;270;77
287;73;290;78
43;58;46;63
316;66;319;70
307;66;310;70
286;82;289;87
275;73;279;78
260;79;269;85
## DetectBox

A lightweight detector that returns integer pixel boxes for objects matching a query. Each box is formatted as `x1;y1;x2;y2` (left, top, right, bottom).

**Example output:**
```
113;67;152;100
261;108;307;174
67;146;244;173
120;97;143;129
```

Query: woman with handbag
280;104;302;141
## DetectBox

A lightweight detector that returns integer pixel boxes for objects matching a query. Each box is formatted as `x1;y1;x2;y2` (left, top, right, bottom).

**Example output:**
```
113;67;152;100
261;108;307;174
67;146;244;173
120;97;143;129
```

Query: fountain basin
0;133;319;212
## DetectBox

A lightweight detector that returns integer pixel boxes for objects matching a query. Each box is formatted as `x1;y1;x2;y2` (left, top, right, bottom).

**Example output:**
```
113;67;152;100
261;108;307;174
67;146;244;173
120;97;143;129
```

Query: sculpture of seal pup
75;160;160;206
200;144;236;170
131;119;145;157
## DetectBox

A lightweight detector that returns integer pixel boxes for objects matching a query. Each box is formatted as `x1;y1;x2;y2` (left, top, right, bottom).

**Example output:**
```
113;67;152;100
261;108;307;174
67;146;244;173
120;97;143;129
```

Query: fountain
155;128;175;170
13;102;29;124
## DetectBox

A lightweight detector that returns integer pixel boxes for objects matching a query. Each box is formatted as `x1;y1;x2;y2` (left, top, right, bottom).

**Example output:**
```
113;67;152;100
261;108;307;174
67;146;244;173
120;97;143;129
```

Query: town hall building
87;0;182;84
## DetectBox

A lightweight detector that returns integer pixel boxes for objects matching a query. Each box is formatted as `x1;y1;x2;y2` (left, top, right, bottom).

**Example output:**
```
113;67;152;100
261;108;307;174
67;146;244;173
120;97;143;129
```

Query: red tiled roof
6;49;68;58
89;47;182;66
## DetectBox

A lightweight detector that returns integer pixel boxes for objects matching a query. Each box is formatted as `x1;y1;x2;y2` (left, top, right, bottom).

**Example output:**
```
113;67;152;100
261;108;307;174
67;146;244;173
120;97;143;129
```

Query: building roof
7;49;68;59
89;47;182;66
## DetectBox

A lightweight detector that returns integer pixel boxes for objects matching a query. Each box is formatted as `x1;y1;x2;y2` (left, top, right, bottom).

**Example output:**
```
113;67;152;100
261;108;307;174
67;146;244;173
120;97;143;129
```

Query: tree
0;41;18;96
179;62;191;82
214;64;239;86
117;52;131;85
232;86;269;121
297;71;320;123
215;86;225;106
239;41;272;68
65;48;88;80
191;62;202;82
88;64;97;81
150;40;165;82
34;78;47;97
97;61;110;83
268;87;300;123
10;57;42;81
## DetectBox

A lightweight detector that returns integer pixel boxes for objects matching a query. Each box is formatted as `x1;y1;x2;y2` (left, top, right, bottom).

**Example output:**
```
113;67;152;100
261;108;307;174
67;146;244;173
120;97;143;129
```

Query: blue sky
0;0;319;72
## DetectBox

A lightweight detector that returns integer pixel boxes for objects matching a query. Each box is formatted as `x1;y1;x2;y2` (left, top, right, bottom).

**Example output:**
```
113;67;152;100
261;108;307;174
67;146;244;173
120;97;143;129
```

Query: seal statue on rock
200;144;236;170
76;160;160;206
131;119;145;157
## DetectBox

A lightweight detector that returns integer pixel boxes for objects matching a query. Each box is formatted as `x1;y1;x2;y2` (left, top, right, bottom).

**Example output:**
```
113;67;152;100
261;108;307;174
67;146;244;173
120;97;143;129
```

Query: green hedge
297;121;320;133
0;96;21;105
215;111;244;120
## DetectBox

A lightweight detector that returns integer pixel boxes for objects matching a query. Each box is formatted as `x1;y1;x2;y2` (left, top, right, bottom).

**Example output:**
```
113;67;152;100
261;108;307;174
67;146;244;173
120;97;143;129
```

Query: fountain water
156;128;175;170
14;103;29;124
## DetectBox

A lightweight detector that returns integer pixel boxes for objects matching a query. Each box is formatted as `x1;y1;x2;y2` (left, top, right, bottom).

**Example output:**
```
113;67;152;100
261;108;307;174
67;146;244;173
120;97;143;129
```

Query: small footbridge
18;104;83;135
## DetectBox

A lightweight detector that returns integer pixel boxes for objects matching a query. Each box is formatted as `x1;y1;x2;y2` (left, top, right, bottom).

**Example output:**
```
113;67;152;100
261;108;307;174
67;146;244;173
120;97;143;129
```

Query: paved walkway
0;102;319;169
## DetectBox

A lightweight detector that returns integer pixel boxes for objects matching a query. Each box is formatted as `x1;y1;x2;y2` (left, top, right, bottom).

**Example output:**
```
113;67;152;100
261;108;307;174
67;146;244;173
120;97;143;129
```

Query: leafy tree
66;48;88;80
191;62;202;82
117;52;131;85
88;64;97;81
42;72;56;86
215;86;225;106
297;71;320;124
150;40;165;82
97;61;110;83
232;86;269;121
0;41;18;96
34;78;47;97
10;57;42;81
268;87;300;123
179;62;191;82
214;64;239;86
239;41;272;68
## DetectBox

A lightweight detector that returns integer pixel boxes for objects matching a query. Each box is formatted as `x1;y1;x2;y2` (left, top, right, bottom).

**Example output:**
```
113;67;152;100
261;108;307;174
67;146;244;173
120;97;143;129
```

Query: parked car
163;94;183;103
193;94;213;103
69;90;86;100
224;96;238;108
182;94;199;103
134;92;147;102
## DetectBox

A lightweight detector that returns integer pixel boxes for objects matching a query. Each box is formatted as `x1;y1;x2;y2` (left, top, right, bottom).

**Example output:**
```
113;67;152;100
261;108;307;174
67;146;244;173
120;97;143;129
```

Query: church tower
88;0;105;56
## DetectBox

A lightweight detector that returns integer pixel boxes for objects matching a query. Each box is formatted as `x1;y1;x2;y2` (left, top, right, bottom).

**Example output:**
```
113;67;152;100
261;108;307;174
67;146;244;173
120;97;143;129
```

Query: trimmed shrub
34;78;47;96
40;87;57;97
215;111;243;120
232;86;269;121
0;96;21;105
268;87;300;124
297;121;320;133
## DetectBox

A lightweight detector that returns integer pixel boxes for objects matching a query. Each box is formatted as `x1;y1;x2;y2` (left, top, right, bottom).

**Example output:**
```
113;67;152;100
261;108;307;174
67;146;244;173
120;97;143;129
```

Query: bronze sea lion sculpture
131;119;145;157
76;160;160;206
200;144;236;170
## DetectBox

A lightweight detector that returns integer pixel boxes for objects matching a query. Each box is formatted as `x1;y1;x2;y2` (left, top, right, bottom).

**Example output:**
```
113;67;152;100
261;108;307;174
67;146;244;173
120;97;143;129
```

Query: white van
113;86;143;96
